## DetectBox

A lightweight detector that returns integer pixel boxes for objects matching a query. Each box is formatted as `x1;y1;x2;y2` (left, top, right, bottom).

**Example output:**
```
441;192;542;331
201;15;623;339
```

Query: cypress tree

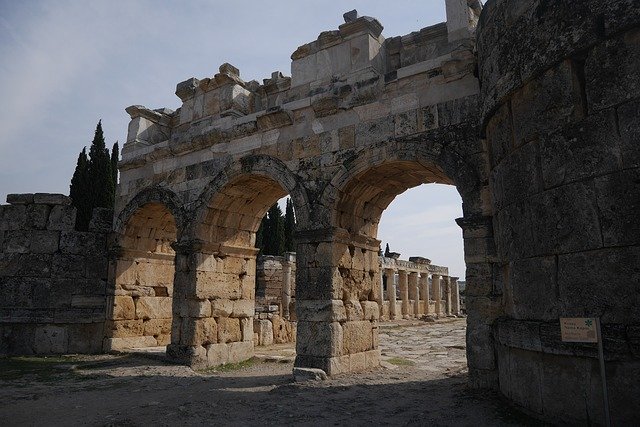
69;148;92;230
255;217;266;253
264;204;285;256
284;198;296;252
111;141;119;189
87;120;115;210
384;243;391;257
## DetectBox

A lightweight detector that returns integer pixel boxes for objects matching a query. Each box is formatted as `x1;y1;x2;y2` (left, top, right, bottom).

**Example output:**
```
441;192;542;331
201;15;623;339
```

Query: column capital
171;239;205;254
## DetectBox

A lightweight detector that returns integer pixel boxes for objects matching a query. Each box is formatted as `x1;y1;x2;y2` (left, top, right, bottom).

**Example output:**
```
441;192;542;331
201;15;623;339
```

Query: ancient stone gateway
106;0;639;424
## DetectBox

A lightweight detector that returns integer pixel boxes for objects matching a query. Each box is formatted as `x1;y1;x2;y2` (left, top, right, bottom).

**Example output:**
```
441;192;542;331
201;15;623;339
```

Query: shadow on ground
0;354;543;426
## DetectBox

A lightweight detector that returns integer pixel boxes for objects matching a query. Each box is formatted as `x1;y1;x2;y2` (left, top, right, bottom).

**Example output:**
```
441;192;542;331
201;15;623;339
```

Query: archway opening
106;202;177;350
178;173;298;366
323;159;468;374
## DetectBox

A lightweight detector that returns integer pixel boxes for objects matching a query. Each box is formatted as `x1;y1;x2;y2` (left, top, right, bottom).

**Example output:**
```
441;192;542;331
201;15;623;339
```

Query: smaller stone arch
105;186;183;352
113;186;186;241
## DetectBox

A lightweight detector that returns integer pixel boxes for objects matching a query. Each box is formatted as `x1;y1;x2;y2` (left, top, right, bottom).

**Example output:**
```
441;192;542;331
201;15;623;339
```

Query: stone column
444;276;452;316
398;269;409;319
419;273;430;316
379;270;385;318
408;272;419;318
385;268;397;320
451;276;460;316
166;239;203;366
432;274;441;317
281;252;295;320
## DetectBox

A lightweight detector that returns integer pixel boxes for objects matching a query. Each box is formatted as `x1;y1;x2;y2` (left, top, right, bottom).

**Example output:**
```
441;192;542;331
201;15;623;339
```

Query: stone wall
0;194;110;355
255;255;296;306
478;0;640;424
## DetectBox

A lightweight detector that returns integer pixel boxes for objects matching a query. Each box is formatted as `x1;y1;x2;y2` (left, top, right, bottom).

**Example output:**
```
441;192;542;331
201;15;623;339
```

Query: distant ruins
252;253;461;345
0;0;638;424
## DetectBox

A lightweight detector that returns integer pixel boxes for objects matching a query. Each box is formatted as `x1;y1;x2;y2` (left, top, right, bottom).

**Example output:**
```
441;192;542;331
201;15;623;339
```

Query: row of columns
381;268;460;319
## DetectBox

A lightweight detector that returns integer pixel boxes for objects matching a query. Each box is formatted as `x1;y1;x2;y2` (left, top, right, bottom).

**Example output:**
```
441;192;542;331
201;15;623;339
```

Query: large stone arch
167;155;310;367
294;128;497;379
185;154;310;243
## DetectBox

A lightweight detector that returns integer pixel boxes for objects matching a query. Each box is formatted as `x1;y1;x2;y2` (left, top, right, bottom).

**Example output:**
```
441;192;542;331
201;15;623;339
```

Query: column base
295;349;380;376
167;341;253;368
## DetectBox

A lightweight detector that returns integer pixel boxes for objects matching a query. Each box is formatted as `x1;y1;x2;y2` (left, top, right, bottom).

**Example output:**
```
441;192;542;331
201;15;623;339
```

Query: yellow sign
560;318;598;343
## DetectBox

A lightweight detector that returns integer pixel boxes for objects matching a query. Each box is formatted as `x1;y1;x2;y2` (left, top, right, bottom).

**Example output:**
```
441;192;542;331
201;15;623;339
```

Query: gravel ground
0;319;539;426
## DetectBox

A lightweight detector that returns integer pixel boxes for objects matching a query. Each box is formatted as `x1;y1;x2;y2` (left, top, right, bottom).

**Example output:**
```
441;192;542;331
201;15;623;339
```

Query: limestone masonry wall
479;0;640;424
0;194;111;355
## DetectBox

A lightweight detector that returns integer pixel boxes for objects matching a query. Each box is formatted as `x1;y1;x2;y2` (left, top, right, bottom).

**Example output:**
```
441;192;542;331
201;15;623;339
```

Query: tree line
69;121;118;230
256;198;296;256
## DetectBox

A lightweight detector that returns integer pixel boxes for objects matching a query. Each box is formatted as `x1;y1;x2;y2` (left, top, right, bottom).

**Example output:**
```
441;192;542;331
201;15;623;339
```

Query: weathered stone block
59;231;106;255
206;342;229;365
231;299;253;318
67;323;104;353
540;352;592;423
485;102;512;168
227;341;253;364
33;193;71;205
540;111;621;189
104;336;157;351
3;231;30;253
29;231;59;254
342;320;373;354
135;297;172;320
217;317;241;343
34;325;68;354
585;28;640;111
528;183;602;256
240;317;253;342
618;99;640;169
510;60;582;147
105;319;144;338
254;319;273;346
6;194;34;205
558;247;640;324
211;299;233;317
47;205;76;231
508;256;558;321
594;169;640;247
184;299;211;318
296;299;346;322
296;321;343;357
26;204;51;230
112;296;135;320
0;205;26;230
361;301;379;320
143;318;172;337
181;317;217;346
466;322;495;370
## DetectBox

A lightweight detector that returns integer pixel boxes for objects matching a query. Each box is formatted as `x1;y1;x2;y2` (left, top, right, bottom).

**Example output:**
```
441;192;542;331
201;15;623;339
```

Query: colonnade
380;266;460;320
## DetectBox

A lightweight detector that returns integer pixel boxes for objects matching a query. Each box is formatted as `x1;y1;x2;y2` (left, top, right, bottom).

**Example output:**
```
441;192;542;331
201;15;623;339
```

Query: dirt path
0;319;536;426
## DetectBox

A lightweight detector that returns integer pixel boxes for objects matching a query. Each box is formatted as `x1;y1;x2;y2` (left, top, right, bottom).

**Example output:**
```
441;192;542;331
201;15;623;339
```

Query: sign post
560;317;610;427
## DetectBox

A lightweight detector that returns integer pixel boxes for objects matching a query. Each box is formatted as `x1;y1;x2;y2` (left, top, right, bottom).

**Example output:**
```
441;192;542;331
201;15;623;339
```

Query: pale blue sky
0;1;464;278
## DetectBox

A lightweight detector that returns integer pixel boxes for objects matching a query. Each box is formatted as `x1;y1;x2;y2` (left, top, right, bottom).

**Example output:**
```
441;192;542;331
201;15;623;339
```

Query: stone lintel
6;193;34;205
125;105;172;127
